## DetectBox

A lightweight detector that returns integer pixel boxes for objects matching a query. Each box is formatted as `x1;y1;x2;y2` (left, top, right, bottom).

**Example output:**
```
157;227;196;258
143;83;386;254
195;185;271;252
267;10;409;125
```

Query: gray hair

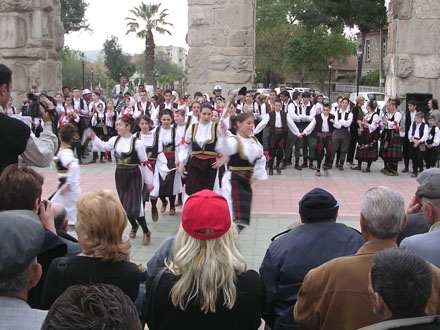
421;197;440;212
0;258;35;297
360;186;405;239
54;206;67;231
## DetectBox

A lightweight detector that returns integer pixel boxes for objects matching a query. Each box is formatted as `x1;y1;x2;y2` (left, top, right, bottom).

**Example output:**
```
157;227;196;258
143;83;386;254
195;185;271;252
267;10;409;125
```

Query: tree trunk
145;30;155;86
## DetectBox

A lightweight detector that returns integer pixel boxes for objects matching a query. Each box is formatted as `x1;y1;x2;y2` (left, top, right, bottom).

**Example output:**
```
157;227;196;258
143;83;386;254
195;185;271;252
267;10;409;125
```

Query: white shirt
428;126;440;147
301;102;316;122
381;111;402;130
409;122;429;142
179;121;218;164
303;113;332;135
288;101;301;122
254;112;300;136
333;109;353;129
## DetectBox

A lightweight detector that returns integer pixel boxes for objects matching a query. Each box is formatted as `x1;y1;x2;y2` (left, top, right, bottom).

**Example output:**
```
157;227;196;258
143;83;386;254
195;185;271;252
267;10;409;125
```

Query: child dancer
217;112;267;229
330;98;352;170
425;115;440;169
151;110;182;215
136;115;161;222
254;99;302;175
90;103;108;163
408;111;429;177
91;115;154;245
301;104;335;176
353;100;380;172
50;123;82;226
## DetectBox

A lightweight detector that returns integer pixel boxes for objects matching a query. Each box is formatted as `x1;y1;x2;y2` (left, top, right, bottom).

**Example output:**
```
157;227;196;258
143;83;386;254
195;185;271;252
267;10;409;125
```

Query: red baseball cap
182;190;231;240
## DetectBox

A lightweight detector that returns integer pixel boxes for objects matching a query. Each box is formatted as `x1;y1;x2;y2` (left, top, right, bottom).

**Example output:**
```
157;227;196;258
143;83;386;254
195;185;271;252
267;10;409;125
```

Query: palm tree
125;3;173;86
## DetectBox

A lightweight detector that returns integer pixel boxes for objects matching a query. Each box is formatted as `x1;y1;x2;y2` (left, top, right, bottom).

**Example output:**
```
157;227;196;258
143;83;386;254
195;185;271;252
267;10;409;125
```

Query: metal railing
335;83;382;93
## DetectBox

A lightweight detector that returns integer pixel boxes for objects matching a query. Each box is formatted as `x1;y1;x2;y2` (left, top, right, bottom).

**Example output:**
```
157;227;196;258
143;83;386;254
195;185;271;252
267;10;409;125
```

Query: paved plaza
34;157;418;271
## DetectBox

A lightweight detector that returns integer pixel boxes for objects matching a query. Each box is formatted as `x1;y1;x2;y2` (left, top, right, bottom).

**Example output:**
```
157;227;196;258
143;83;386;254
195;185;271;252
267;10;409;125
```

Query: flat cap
416;175;440;199
0;210;45;282
417;168;440;184
299;188;339;221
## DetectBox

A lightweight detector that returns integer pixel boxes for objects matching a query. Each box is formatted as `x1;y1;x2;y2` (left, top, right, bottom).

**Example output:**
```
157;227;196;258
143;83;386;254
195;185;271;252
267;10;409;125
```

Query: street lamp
155;73;160;89
80;53;86;90
356;46;363;96
327;62;333;104
91;68;94;90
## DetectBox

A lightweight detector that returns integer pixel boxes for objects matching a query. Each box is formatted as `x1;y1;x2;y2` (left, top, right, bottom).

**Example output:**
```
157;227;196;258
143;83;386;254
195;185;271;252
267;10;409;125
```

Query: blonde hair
76;190;130;262
356;95;365;104
166;224;246;313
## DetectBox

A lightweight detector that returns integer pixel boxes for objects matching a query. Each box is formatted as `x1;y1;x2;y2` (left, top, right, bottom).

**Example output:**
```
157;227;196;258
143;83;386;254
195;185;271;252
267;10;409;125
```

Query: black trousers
268;133;285;169
317;135;332;169
347;127;358;163
402;134;410;169
410;142;425;173
425;146;438;169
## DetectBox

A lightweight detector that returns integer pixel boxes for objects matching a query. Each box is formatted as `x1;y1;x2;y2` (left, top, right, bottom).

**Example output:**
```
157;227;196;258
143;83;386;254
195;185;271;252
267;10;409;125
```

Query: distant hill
83;49;103;62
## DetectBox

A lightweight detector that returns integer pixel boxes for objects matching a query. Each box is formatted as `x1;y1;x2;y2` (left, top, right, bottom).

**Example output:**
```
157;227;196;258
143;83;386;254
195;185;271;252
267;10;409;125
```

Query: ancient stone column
386;0;440;104
187;0;256;97
0;0;64;106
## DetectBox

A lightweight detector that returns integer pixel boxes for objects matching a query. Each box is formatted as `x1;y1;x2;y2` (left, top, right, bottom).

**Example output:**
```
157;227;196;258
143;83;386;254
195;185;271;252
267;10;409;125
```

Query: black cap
0;210;45;282
238;87;247;96
299;188;339;221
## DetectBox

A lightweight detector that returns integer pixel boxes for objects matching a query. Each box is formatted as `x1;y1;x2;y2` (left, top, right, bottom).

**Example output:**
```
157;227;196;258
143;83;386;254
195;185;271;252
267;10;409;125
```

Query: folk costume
150;126;182;214
402;109;417;171
425;125;440;169
303;112;335;174
299;101;317;168
92;134;153;238
355;113;380;171
91;108;109;162
330;109;353;170
408;121;429;175
380;111;403;174
50;147;81;226
254;110;301;173
284;99;301;167
179;121;221;198
217;134;267;227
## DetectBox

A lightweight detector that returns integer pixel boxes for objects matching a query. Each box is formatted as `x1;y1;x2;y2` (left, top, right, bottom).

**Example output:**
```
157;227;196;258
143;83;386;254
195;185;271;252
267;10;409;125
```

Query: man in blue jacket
259;188;365;330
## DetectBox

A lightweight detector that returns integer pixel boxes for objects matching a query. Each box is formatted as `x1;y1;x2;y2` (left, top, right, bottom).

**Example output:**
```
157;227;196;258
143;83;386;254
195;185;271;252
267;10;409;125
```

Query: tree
284;25;356;91
60;0;90;34
134;50;184;80
102;36;136;82
125;3;173;86
61;46;85;88
289;0;387;82
255;0;292;87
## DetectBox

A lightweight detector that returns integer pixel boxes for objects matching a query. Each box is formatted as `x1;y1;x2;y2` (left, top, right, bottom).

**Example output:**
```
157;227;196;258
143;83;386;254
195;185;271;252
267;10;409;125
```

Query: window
382;38;387;58
365;40;371;61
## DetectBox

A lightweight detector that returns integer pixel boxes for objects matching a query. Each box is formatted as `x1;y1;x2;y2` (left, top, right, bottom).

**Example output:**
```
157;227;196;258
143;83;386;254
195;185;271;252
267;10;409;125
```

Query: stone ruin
186;0;256;97
386;0;440;105
0;0;64;106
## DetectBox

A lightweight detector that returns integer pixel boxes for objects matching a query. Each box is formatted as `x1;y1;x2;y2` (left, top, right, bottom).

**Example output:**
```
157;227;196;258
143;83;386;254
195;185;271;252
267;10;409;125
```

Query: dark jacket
259;221;365;330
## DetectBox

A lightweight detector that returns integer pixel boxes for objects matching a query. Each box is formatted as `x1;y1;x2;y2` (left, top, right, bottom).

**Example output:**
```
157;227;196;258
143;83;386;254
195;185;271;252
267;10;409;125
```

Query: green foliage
255;0;292;87
60;0;89;34
134;50;184;79
284;25;356;88
61;46;85;88
102;36;136;82
360;70;384;86
125;2;173;85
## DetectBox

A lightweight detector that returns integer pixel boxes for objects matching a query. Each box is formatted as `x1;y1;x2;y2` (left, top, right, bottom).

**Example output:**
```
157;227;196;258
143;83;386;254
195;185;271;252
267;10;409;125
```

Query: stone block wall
187;0;256;97
386;0;440;103
0;0;64;107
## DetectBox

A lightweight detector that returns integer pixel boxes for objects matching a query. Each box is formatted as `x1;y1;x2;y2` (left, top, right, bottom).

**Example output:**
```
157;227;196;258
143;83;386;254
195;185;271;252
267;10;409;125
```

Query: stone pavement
34;157;418;271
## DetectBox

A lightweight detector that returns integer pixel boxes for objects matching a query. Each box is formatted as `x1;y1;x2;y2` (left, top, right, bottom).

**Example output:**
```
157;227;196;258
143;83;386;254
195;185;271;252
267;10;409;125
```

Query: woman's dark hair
431;99;439;110
59;123;75;143
159;109;174;124
190;101;201;111
139;114;151;123
118;116;135;130
201;102;213;111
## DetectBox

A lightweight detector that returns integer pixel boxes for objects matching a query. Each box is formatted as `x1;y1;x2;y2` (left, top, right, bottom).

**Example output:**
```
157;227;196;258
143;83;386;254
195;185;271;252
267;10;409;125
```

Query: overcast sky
64;0;188;54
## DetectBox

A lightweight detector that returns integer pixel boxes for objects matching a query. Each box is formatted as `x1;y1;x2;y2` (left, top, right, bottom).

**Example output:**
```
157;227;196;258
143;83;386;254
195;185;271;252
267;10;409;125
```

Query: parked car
349;92;386;112
256;88;271;96
275;87;294;98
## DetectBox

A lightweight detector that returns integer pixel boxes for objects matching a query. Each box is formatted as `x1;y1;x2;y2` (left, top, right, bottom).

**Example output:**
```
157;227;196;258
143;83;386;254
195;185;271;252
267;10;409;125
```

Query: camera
25;93;60;134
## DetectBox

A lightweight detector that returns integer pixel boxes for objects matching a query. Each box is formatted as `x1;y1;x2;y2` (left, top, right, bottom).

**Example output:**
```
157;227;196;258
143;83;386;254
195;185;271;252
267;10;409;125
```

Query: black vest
315;114;335;133
228;136;258;171
411;122;426;139
114;136;140;165
191;123;218;156
136;130;160;160
427;126;437;144
269;111;288;134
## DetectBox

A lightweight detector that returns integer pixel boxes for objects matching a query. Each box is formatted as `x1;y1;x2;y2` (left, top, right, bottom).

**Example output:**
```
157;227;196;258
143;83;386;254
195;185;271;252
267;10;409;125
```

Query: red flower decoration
181;109;186;116
142;160;154;172
263;151;271;160
123;114;131;121
180;138;190;145
150;120;154;127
